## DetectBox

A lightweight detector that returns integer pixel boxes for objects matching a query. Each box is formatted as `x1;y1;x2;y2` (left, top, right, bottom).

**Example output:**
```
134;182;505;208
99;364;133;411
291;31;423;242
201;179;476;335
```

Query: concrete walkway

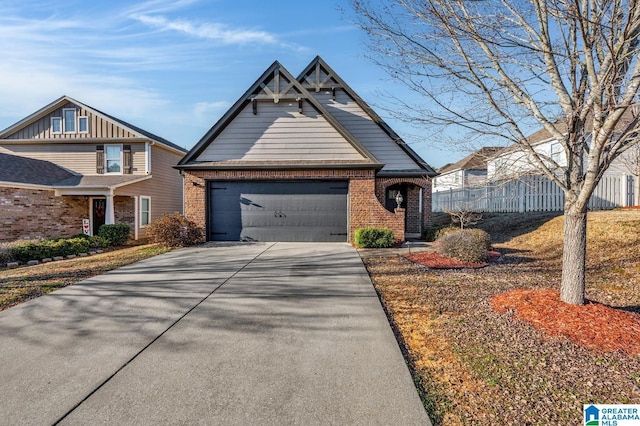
0;242;430;425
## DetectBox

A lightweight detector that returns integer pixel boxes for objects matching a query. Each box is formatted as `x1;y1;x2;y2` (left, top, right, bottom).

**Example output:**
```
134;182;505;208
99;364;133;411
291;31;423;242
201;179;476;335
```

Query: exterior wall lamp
395;191;404;209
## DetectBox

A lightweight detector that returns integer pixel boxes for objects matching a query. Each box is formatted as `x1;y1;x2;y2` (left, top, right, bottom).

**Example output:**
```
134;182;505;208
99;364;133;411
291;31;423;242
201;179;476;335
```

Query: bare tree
351;0;640;305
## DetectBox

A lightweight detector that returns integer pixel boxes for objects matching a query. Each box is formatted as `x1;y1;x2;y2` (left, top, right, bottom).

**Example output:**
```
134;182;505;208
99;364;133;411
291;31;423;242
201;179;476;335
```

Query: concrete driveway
0;242;430;425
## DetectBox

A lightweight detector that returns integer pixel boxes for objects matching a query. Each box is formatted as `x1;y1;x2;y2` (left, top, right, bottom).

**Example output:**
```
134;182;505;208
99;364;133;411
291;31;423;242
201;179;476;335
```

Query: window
550;143;563;164
63;108;76;133
51;117;62;134
78;116;89;133
105;145;122;173
140;197;151;226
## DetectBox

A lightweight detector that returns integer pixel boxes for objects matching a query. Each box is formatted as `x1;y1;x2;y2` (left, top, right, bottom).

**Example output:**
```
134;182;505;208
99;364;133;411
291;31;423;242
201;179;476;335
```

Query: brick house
177;57;436;243
0;96;186;242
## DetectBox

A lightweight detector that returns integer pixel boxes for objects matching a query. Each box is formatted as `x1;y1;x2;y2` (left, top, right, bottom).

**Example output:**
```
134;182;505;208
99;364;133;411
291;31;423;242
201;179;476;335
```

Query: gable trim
177;61;381;168
0;95;186;155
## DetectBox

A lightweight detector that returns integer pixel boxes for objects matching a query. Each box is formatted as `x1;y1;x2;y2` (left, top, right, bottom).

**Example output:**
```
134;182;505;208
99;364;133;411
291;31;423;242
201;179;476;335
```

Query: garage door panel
208;181;348;242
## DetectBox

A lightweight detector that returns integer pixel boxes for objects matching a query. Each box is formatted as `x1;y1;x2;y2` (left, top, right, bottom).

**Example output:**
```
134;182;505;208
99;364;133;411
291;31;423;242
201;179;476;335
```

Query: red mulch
492;289;640;355
405;250;501;269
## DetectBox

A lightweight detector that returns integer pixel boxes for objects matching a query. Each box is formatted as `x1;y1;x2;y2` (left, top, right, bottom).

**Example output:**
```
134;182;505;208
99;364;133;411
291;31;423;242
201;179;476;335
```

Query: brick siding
0;187;88;242
183;169;406;244
375;177;433;234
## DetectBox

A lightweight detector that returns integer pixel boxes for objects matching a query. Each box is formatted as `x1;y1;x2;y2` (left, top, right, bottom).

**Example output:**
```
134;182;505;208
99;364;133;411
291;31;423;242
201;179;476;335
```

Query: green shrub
146;213;204;247
437;229;492;263
354;227;395;248
98;223;130;246
87;235;109;249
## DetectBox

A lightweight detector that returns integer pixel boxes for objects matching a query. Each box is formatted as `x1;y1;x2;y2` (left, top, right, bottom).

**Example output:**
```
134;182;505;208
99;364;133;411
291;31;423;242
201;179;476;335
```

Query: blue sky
0;0;460;168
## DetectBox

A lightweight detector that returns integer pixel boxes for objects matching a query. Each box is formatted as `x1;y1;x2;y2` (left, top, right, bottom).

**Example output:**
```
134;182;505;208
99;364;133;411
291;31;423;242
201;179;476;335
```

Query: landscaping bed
363;210;640;425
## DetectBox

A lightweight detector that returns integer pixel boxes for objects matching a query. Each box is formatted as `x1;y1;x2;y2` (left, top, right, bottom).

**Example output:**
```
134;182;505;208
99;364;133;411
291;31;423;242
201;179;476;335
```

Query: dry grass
0;244;171;311
364;210;640;425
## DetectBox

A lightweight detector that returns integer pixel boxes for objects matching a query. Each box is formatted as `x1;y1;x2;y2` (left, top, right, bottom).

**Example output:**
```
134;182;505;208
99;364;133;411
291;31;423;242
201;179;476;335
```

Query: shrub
437;228;492;263
354;227;395;248
98;223;130;246
87;235;109;249
434;225;459;241
146;213;204;247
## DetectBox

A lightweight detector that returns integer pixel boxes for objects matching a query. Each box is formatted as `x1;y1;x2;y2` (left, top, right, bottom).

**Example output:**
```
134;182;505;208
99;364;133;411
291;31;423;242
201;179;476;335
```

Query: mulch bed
405;250;501;269
492;289;640;355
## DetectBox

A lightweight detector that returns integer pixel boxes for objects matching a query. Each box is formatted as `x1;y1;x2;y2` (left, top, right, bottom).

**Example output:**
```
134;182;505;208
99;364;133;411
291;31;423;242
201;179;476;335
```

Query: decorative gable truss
179;61;382;167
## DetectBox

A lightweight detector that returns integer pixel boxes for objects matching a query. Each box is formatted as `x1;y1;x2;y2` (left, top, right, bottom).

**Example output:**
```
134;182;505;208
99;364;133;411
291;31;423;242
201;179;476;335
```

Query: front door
92;198;106;236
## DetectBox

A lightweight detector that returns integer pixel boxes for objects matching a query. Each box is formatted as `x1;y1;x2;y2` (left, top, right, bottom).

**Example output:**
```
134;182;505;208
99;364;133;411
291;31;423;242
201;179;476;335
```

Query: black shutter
96;145;104;174
123;145;132;174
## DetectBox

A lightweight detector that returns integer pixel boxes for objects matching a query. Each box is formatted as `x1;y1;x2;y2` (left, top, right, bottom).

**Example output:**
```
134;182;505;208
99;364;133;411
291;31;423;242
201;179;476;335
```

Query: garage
208;181;349;242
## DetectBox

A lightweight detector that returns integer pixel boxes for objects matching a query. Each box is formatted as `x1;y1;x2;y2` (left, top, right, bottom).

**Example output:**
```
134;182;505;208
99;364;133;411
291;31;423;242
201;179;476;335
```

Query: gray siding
196;102;364;162
313;92;421;171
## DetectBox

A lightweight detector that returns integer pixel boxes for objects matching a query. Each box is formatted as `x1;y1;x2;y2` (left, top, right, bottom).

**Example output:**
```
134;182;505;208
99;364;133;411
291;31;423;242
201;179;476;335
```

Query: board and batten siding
196;101;365;162
0;142;147;175
5;102;138;140
313;92;421;171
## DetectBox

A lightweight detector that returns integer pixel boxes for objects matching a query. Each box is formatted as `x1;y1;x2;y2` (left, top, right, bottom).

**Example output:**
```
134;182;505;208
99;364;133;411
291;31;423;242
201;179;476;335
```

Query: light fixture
395;191;403;209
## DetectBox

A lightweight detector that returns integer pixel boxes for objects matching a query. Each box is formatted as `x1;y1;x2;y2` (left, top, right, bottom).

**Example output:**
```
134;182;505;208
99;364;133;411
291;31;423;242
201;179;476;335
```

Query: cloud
131;14;279;45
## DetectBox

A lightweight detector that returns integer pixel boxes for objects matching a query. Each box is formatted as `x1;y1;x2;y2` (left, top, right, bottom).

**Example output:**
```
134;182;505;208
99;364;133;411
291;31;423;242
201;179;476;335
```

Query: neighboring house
432;147;503;192
177;56;436;243
0;96;186;242
487;123;636;181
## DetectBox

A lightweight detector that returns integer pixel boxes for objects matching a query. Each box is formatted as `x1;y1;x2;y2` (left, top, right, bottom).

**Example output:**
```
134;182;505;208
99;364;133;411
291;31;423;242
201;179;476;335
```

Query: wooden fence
432;175;635;213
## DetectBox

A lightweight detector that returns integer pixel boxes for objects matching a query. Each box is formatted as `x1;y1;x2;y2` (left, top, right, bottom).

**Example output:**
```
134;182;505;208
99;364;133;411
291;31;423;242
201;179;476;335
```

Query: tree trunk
560;207;588;305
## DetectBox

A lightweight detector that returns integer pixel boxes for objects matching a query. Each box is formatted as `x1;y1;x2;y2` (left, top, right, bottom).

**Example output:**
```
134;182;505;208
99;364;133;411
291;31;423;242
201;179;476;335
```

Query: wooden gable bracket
252;98;257;115
302;62;343;93
256;69;304;103
298;98;303;114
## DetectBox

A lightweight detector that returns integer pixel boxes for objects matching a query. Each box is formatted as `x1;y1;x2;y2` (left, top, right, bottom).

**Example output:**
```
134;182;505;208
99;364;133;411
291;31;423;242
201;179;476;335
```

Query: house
0;96;186;242
176;56;436;243
432;147;503;192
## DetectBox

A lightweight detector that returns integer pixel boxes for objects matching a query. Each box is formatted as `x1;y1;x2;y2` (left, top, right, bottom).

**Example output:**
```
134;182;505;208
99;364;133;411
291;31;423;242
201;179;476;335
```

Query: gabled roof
0;95;186;153
178;61;382;168
438;147;504;174
297;56;436;176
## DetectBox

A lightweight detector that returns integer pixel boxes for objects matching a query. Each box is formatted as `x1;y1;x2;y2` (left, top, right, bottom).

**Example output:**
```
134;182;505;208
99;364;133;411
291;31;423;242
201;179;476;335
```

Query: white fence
432;175;635;213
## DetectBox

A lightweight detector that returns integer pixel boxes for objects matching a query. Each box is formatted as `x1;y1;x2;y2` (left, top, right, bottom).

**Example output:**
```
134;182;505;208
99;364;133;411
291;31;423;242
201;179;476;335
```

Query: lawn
363;210;640;425
0;244;171;311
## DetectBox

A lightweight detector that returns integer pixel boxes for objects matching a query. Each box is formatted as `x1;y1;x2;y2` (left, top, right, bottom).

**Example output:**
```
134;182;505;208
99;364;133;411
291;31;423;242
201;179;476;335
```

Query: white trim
145;142;151;174
63;108;77;134
134;195;139;240
51;117;62;134
140;196;151;227
0;181;53;191
104;144;123;175
78;116;89;133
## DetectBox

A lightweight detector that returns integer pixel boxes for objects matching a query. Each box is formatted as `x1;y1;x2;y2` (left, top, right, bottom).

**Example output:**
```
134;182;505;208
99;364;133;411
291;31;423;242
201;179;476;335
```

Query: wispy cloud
131;14;279;45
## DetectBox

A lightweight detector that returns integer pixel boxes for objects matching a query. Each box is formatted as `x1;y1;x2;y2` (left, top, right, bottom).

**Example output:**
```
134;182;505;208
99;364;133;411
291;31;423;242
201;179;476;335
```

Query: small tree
445;208;483;230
